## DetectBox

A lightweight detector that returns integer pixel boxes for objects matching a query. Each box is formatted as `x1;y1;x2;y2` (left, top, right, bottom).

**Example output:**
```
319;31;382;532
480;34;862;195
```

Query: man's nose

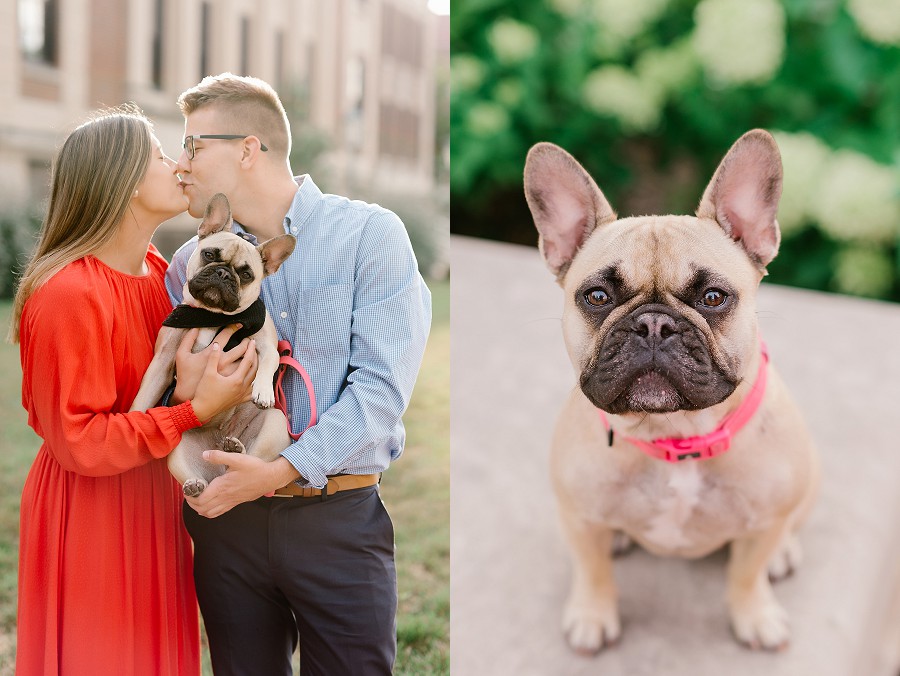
175;149;191;173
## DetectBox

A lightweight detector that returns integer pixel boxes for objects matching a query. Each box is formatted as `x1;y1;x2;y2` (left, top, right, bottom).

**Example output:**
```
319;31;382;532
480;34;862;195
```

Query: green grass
0;278;449;675
384;279;450;675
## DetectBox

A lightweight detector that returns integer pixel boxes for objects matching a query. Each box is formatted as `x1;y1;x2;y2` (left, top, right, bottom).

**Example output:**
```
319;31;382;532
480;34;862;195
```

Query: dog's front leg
727;521;793;650
250;315;281;408
130;327;185;412
558;508;621;654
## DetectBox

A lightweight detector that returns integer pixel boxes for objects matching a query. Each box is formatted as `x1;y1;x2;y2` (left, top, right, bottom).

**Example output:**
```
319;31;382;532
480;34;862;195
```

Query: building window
151;0;165;89
379;103;419;162
382;5;423;67
240;16;251;75
200;2;211;79
19;0;58;66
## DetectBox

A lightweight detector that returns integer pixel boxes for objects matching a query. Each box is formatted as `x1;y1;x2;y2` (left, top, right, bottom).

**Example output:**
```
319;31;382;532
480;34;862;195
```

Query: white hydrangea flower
635;38;700;98
466;102;509;137
582;66;663;132
451;55;486;93
488;19;539;65
548;0;586;16
591;0;671;43
834;246;894;297
494;79;524;107
812;150;900;243
693;0;786;85
848;0;900;45
771;131;832;236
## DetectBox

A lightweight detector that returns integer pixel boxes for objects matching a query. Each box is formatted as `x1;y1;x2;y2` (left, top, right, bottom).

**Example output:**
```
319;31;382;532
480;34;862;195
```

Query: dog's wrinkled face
184;193;296;314
524;130;783;415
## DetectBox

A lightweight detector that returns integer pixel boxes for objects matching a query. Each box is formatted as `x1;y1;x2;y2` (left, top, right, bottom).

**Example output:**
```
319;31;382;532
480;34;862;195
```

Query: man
167;73;432;675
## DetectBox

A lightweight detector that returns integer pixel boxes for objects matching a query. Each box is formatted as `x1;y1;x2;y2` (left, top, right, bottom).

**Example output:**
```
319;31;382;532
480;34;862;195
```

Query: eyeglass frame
182;134;269;160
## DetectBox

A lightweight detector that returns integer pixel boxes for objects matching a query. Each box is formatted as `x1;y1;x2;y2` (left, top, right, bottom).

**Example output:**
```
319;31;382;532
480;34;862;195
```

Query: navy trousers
182;485;397;675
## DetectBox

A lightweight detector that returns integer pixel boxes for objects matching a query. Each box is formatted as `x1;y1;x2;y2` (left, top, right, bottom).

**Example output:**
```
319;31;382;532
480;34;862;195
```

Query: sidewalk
450;236;900;676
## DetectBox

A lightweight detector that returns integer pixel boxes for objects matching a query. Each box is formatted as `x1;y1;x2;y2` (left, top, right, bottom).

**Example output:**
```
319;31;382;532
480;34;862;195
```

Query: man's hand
185;453;301;518
172;325;256;404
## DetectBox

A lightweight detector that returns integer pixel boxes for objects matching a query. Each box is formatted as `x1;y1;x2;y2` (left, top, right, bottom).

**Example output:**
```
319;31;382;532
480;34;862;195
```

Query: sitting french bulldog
131;193;295;497
523;130;819;652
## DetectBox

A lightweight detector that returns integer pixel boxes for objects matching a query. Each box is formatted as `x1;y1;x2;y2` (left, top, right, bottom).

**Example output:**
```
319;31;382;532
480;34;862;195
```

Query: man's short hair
178;73;291;159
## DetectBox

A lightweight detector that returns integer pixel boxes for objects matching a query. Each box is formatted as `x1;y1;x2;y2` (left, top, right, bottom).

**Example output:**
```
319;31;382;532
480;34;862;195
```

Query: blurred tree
451;0;900;300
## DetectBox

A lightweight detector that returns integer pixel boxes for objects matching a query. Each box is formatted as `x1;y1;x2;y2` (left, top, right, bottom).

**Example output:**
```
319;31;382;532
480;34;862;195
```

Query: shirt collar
231;174;323;244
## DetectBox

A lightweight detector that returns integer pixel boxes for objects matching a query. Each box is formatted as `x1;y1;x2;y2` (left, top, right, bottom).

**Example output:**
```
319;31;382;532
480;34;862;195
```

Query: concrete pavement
450;236;900;676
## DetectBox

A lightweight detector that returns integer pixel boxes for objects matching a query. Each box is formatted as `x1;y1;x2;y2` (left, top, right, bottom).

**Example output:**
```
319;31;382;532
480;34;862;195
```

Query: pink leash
274;339;317;440
596;344;769;463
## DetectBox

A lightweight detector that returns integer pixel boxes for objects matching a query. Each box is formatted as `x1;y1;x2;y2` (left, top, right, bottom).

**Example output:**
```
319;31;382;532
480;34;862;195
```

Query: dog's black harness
162;298;267;351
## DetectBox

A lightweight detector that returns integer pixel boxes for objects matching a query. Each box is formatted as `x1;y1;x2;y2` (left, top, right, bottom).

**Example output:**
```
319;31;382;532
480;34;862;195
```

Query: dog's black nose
215;267;231;280
633;311;677;346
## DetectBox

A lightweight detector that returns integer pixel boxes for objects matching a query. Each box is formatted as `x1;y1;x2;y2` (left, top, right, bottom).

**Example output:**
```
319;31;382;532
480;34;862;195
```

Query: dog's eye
202;250;215;262
584;288;611;307
701;289;727;308
240;271;252;281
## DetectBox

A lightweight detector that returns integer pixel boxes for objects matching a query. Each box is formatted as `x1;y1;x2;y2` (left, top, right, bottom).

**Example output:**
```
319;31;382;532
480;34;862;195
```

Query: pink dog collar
596;344;769;463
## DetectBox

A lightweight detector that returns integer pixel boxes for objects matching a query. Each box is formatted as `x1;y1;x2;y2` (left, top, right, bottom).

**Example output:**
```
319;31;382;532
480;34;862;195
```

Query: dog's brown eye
584;288;611;307
701;289;727;307
203;250;215;261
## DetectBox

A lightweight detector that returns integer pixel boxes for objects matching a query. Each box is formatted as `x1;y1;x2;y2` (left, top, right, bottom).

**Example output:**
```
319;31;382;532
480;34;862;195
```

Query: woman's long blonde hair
8;104;153;343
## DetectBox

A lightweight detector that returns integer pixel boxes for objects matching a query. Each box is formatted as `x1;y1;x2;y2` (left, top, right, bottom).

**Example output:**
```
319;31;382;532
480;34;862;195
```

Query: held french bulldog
131;193;295;496
523;130;819;652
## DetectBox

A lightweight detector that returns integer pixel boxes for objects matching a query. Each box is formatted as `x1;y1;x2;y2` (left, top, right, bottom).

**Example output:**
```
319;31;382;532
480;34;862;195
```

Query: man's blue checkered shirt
165;175;432;488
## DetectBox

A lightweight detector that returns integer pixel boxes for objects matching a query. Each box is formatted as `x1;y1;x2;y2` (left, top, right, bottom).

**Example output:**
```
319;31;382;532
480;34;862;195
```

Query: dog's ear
524;143;616;282
697;130;783;269
257;234;296;276
197;193;232;238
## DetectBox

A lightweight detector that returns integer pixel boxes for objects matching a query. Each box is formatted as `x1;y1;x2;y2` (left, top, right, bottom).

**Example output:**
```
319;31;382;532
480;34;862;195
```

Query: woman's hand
172;325;252;404
189;339;259;422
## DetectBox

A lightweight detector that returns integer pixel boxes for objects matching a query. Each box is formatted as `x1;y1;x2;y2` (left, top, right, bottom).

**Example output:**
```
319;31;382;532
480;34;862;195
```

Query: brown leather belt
271;473;380;498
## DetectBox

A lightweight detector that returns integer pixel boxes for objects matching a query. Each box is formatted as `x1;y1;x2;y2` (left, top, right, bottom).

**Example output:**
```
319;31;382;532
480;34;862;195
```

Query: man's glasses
182;134;269;160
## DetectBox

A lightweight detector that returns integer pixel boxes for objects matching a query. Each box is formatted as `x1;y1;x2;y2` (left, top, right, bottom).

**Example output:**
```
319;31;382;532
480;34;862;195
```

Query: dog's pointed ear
524;143;616;282
197;193;233;238
257;234;296;276
697;130;783;269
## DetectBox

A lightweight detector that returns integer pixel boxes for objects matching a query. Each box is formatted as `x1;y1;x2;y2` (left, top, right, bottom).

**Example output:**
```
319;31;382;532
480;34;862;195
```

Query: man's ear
197;193;232;238
257;235;296;276
696;129;783;268
524;142;616;282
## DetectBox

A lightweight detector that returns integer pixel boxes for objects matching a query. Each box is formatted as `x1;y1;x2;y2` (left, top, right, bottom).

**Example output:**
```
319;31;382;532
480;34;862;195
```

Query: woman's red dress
16;249;202;675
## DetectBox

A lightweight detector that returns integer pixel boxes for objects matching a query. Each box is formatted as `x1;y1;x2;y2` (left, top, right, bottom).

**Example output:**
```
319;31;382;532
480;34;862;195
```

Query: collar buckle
657;428;732;462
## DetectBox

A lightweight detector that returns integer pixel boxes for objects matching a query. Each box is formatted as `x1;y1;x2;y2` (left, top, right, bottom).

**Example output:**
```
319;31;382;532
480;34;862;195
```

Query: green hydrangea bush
451;0;900;300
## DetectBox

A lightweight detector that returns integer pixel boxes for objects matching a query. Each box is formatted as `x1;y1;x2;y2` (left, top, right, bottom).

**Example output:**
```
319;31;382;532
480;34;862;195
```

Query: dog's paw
730;597;790;651
252;384;275;409
562;600;621;655
611;531;635;557
222;436;246;454
768;534;802;582
183;478;208;498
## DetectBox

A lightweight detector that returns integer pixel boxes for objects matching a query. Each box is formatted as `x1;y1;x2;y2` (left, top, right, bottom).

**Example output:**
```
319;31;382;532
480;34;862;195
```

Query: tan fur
525;131;819;653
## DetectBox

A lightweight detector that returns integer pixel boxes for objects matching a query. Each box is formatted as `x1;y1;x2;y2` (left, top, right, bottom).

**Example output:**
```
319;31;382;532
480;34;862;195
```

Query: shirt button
291;226;298;234
280;311;288;319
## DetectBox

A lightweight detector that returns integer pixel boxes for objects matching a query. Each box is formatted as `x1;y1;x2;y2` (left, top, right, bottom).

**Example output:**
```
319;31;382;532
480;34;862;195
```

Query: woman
10;105;256;675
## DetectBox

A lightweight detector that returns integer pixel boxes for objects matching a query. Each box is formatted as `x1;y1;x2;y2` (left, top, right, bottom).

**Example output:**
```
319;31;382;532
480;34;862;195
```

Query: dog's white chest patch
642;463;704;551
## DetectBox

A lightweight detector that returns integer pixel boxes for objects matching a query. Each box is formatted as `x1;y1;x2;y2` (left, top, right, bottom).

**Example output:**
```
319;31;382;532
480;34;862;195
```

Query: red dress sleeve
20;264;201;477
